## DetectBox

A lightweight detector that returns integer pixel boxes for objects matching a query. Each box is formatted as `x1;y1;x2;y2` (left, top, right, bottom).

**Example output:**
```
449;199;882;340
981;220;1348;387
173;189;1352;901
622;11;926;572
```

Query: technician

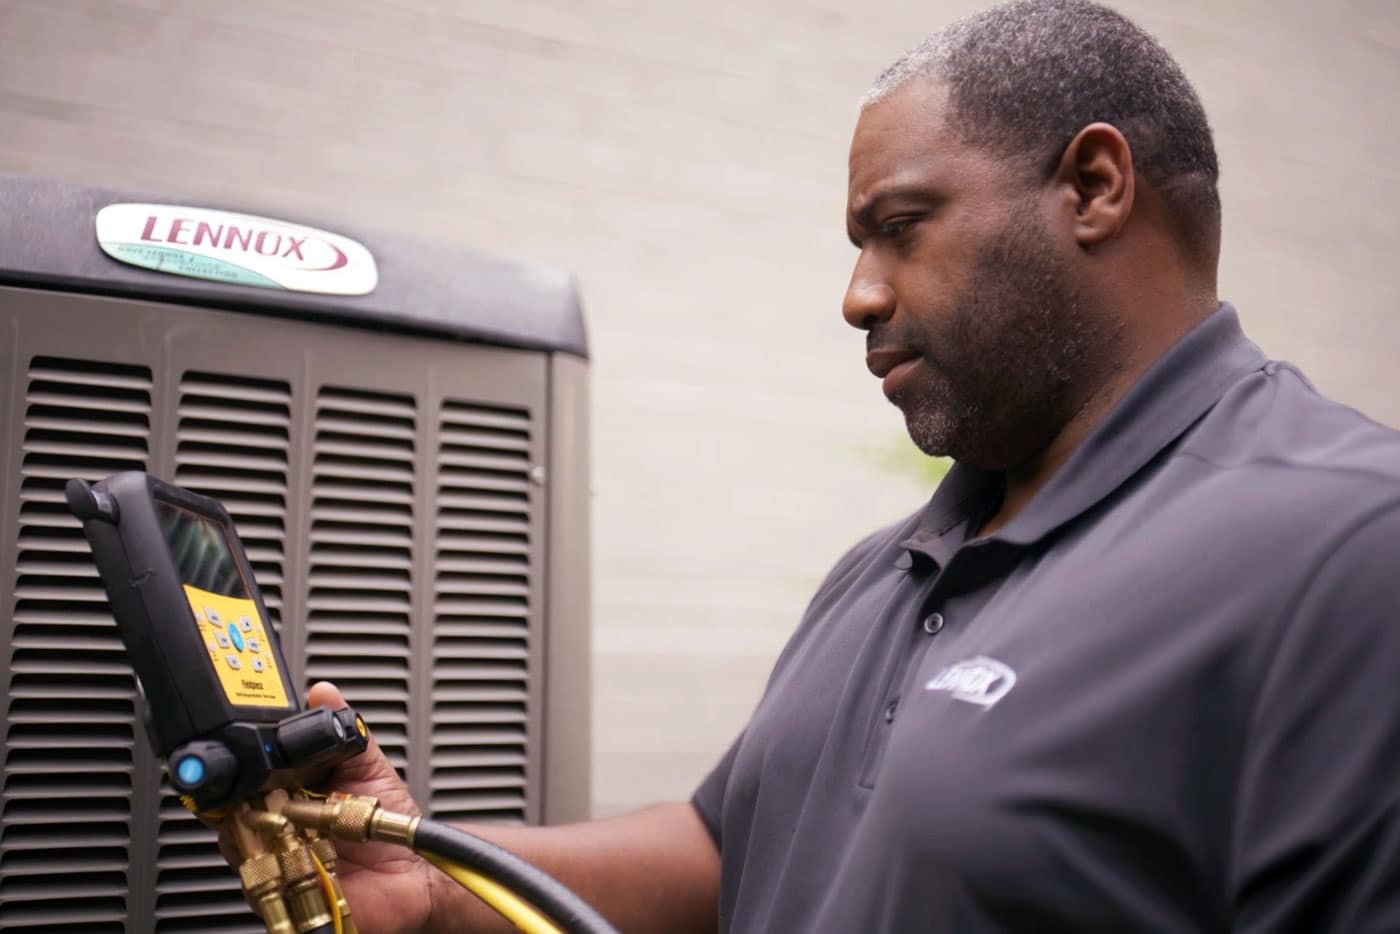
225;1;1400;930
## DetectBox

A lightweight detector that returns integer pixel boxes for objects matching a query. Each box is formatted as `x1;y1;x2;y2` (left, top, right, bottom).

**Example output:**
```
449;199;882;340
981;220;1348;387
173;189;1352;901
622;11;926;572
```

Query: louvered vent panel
305;387;415;778
0;357;150;932
154;371;291;933
430;400;534;823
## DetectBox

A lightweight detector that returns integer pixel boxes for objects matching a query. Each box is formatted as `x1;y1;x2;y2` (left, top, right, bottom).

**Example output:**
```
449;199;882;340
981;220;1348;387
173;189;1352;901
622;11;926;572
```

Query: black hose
412;818;621;934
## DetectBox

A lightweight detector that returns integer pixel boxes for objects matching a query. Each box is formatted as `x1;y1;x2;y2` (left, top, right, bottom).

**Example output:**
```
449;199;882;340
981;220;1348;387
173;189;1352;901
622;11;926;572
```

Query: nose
842;254;895;330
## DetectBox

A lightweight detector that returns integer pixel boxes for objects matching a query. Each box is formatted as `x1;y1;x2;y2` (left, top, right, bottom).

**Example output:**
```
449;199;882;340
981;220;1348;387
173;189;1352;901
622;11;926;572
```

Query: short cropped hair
867;0;1221;267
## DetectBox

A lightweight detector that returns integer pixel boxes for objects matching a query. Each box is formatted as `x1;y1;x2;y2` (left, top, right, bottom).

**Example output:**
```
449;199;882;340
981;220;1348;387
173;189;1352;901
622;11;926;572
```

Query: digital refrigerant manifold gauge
67;471;368;810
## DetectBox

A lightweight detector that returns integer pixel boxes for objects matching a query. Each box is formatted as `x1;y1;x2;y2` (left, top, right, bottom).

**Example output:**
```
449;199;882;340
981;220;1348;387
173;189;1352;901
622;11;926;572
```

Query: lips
865;347;920;379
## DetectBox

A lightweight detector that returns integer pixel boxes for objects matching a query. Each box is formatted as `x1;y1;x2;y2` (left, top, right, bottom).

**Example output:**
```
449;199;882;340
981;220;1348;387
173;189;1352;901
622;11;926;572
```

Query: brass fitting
279;841;334;934
249;809;296;842
280;793;420;848
231;804;268;860
239;852;293;934
280;793;375;842
311;837;359;934
370;807;418;848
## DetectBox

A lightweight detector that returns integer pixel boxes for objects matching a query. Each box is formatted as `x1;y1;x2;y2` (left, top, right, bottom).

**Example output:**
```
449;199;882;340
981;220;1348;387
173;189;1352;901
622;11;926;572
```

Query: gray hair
865;0;1221;263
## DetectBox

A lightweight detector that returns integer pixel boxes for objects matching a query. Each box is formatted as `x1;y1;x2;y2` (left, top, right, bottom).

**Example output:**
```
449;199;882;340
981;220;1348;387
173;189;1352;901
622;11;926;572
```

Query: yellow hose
310;848;344;934
422;852;563;934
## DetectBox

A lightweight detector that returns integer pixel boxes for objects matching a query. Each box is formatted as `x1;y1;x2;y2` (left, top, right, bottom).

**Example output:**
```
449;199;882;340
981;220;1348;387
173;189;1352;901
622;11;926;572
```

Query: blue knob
176;755;206;786
227;623;245;652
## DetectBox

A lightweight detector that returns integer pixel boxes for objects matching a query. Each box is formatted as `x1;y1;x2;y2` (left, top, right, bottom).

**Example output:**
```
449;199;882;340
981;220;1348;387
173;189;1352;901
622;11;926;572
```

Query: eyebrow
846;185;938;247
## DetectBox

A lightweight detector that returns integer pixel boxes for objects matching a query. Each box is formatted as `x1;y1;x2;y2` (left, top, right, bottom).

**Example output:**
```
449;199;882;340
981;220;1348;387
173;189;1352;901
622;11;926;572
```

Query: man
230;1;1400;930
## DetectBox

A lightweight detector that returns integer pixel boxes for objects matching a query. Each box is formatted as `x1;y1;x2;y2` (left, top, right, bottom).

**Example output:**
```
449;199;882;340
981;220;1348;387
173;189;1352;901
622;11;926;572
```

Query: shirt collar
899;303;1267;565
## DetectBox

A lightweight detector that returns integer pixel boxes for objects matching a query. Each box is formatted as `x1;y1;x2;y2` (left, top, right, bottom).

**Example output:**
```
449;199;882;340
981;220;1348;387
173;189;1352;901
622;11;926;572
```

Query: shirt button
922;612;945;635
883;699;899;723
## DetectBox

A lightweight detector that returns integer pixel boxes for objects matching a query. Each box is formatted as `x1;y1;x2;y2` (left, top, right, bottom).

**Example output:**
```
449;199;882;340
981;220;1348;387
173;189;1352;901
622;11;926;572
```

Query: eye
877;215;920;238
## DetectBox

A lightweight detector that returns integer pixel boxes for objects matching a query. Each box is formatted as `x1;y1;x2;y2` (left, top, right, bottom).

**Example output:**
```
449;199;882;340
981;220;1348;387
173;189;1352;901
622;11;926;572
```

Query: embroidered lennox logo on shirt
925;656;1016;707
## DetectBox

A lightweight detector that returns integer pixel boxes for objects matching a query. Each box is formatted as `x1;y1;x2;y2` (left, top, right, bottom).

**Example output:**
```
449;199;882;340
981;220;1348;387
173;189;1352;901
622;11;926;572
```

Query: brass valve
229;795;352;934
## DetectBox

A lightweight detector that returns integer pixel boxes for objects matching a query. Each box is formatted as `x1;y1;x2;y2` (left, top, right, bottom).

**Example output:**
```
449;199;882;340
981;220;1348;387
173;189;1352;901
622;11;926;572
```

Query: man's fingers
303;680;402;794
306;680;345;711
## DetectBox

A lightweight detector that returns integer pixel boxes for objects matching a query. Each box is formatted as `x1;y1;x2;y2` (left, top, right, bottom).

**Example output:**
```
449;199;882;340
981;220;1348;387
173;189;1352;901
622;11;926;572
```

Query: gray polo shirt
693;305;1400;932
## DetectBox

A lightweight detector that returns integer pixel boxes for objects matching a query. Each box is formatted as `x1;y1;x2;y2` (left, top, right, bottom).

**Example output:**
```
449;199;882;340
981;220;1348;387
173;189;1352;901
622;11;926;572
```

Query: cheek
890;257;967;331
897;227;985;306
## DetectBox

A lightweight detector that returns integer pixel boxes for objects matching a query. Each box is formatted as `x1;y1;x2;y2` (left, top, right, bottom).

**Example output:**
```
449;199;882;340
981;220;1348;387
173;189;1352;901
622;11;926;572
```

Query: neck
976;286;1218;539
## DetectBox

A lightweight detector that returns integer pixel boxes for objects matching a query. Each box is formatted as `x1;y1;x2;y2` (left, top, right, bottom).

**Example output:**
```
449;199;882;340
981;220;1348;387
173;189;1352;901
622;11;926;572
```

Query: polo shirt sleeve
689;523;900;850
1232;502;1400;931
692;730;741;846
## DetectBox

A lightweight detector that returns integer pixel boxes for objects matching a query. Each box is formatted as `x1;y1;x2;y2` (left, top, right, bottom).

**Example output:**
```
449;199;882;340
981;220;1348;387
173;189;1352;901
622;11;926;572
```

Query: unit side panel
543;353;593;823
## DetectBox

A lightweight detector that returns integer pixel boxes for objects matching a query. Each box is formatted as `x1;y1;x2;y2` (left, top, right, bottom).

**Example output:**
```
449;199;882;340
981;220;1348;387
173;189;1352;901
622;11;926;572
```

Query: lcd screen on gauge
155;498;248;597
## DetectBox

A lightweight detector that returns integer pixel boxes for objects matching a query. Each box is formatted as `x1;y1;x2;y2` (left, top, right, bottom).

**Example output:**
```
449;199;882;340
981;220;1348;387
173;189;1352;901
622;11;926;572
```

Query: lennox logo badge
95;203;377;296
926;656;1017;707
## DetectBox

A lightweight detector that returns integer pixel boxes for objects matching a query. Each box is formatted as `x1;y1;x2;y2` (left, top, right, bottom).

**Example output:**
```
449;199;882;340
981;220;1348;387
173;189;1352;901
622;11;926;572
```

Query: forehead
847;79;1010;214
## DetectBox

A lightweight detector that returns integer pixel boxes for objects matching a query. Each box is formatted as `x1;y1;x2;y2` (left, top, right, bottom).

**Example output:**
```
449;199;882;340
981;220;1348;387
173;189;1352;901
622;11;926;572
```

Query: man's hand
218;681;439;934
218;682;721;934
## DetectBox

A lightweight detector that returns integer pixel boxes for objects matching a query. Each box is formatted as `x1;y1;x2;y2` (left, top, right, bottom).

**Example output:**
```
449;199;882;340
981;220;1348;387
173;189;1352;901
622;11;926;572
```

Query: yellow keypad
184;583;290;708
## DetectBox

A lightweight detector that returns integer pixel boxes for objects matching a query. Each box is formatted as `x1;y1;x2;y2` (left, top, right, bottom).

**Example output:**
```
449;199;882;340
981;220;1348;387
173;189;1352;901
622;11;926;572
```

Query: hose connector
279;840;334;934
281;793;419;848
370;806;418;848
240;852;294;934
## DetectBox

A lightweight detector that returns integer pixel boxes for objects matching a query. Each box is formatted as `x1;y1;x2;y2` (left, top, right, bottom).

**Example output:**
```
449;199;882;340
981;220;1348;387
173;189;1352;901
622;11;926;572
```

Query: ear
1053;122;1135;248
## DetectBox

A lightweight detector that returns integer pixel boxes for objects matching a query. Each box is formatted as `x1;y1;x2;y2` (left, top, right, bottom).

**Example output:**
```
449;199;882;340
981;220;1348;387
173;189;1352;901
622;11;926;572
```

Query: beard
880;212;1124;470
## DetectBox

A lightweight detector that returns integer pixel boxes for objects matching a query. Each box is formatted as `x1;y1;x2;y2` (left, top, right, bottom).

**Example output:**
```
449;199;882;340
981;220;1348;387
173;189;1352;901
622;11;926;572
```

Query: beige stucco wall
2;0;1396;817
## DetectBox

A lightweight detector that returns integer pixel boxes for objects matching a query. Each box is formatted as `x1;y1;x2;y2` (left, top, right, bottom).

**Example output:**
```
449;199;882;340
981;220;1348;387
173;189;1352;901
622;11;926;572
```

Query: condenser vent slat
433;597;530;619
306;386;416;779
304;551;411;571
433;643;529;662
174;457;289;480
436;513;531;535
179;374;290;404
438;448;531;472
179;405;291;429
176;428;289;453
431;398;534;825
433;620;529;640
1;357;149;930
437;534;531;557
430;702;527;722
432;684;529;703
440;401;532;432
14;534;92;553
